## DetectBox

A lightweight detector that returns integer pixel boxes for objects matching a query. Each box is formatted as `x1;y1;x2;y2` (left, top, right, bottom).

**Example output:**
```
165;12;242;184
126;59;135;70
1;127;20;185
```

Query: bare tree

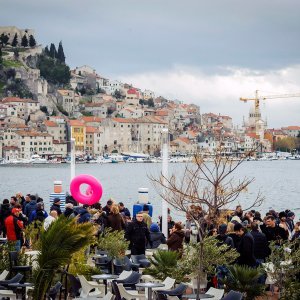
150;146;264;299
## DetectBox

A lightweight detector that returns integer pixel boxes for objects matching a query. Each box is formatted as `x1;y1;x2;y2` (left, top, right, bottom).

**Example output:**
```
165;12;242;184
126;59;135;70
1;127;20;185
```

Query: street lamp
161;128;169;238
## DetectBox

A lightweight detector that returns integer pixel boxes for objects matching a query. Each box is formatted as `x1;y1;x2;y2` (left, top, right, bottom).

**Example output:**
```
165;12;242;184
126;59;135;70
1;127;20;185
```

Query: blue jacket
29;209;48;224
24;201;37;218
76;208;91;224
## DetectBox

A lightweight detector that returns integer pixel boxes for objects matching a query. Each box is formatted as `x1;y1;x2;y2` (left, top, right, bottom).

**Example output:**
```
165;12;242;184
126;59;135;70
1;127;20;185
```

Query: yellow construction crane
240;90;300;133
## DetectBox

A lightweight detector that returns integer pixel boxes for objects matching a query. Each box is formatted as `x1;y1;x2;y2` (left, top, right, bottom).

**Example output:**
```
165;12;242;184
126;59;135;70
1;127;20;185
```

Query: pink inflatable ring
70;174;103;205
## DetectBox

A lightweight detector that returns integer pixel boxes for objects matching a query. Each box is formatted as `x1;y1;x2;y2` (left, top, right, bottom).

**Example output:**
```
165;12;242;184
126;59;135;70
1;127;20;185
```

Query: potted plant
97;228;129;274
178;236;239;297
223;265;265;300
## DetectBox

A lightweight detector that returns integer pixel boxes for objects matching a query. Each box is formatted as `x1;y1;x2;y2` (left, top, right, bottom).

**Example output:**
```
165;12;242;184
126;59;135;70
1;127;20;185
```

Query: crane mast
240;90;300;137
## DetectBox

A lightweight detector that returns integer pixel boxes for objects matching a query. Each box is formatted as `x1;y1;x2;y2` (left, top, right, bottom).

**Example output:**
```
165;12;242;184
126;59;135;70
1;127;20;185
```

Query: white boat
96;156;112;164
126;157;137;163
109;154;125;163
121;152;150;159
30;154;48;164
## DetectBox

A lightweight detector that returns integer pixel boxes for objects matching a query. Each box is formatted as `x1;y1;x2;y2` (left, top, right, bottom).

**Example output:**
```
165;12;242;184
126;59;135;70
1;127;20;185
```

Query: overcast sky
1;0;300;127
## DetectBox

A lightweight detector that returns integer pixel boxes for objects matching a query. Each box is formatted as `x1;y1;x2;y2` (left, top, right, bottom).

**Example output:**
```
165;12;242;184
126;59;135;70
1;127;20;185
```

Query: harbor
0;159;299;221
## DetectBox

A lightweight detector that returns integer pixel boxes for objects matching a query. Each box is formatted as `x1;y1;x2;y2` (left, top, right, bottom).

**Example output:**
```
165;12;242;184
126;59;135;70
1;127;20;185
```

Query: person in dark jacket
0;199;11;237
24;195;37;218
125;212;151;255
216;224;234;248
76;205;91;223
148;223;166;249
260;215;288;244
250;222;270;264
64;203;74;217
234;223;256;267
118;202;131;217
107;205;125;231
50;198;62;215
103;200;113;215
29;202;48;224
166;222;185;255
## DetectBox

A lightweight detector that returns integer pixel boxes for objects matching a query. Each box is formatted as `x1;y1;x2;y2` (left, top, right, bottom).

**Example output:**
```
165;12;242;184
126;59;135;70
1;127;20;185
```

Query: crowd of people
0;192;299;272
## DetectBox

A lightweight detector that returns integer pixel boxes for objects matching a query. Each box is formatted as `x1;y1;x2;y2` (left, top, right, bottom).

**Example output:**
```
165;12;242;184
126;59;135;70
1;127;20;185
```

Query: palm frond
32;216;95;300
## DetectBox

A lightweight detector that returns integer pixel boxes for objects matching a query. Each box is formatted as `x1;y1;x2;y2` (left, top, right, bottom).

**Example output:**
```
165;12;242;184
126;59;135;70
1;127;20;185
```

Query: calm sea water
0;161;299;221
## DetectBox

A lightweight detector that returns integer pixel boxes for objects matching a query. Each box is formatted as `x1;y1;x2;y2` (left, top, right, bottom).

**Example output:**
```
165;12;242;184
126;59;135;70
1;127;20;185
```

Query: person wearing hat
50;198;62;215
216;224;234;248
4;208;24;251
147;223;166;249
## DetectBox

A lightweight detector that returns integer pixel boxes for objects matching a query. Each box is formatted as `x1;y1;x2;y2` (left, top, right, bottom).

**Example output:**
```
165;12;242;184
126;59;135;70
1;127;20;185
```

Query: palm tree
32;216;95;300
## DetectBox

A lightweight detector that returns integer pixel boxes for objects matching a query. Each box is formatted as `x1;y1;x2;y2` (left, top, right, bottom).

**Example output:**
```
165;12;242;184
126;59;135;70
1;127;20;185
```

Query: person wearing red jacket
4;208;24;251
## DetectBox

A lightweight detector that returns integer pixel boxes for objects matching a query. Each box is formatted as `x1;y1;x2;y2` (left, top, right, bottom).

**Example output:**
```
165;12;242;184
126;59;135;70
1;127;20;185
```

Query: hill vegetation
36;42;70;86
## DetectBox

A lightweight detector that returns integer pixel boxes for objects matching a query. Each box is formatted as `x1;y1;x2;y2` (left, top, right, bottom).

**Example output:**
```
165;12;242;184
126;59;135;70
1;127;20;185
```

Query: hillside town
0;26;299;162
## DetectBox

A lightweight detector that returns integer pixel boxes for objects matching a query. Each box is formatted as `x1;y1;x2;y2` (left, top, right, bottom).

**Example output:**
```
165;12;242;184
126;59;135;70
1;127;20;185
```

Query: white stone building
119;107;144;119
57;90;75;115
1;97;40;119
15;130;53;159
84;103;108;117
281;126;300;137
143;89;155;100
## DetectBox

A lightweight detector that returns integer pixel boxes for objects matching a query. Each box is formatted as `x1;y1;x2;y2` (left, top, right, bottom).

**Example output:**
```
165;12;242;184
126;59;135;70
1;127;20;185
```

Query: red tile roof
15;130;52;137
81;116;103;123
69;120;85;126
282;126;300;130
44;120;58;127
127;88;138;95
2;97;37;103
86;126;98;133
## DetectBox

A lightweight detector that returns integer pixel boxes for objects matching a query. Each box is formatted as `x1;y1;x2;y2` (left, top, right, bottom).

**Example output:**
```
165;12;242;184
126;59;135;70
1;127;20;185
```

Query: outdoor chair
95;256;112;274
117;283;146;300
156;283;187;299
0;273;24;289
0;289;17;300
153;277;175;291
77;274;105;298
221;290;243;300
47;281;62;300
9;251;32;282
131;254;151;268
118;270;132;281
124;256;140;271
115;271;142;290
111;280;122;300
66;273;81;298
113;258;128;275
0;270;9;281
99;291;114;300
205;287;224;300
